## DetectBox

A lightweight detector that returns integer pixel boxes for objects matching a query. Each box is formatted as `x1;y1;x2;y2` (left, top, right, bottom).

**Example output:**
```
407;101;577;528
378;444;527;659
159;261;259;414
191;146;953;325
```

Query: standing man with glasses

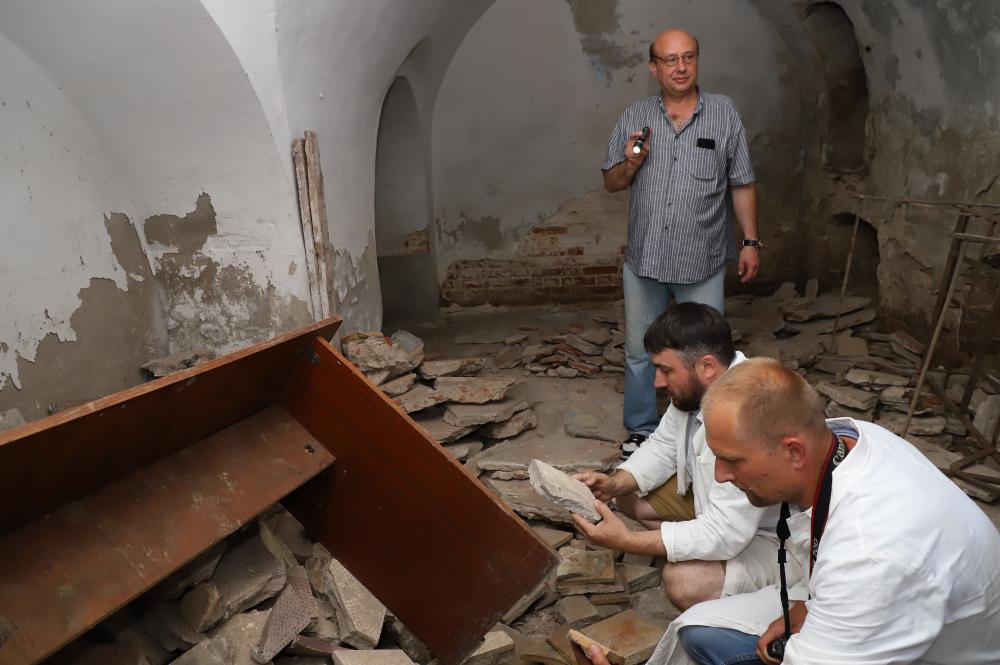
601;29;761;458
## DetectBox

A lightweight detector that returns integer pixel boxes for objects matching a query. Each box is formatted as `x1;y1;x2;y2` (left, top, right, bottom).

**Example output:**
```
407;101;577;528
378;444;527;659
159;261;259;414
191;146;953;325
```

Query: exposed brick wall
441;204;627;306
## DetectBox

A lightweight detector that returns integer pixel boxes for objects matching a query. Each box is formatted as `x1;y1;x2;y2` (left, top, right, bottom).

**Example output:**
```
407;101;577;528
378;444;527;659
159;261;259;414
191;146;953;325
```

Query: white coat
648;418;1000;665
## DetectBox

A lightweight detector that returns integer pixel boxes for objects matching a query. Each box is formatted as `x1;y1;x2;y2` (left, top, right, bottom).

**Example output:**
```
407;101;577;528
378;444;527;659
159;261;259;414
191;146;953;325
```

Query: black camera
766;635;788;661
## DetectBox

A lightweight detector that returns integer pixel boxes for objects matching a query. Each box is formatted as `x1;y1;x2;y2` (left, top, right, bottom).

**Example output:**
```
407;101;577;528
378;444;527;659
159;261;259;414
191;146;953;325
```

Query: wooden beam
292;137;322;318
304;131;332;318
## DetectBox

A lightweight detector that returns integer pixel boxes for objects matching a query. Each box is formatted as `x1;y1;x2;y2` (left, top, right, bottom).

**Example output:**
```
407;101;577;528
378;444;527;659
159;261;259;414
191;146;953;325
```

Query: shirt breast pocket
685;144;722;181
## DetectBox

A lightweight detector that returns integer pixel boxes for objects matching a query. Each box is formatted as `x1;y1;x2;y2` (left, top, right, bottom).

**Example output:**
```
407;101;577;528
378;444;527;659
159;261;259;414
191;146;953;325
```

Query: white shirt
784;418;1000;664
616;352;781;562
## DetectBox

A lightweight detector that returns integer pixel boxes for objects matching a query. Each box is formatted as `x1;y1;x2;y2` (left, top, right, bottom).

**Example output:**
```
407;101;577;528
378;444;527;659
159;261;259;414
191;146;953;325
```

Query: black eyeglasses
652;53;697;67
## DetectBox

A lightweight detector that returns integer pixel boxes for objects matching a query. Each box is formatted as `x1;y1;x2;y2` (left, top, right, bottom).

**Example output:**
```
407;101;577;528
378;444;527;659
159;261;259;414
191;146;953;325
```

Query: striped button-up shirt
602;91;755;284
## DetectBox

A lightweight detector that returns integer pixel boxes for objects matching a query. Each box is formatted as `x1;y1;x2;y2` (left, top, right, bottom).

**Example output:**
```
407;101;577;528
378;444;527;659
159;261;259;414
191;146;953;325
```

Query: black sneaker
620;432;648;459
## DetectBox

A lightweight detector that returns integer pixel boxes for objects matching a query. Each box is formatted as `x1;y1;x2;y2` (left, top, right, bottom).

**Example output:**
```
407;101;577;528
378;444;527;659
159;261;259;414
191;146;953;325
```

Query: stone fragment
621;553;653;567
461;631;515;665
0;408;25;432
141;602;205;652
578;610;665;665
517;637;567;665
286;634;337;657
567;630;619;665
478;433;619;474
876;412;947;436
601;346;625;366
553;367;579;379
479;408;537;439
394;384;448;414
973;394;1000;440
180;581;224;633
771;282;798;300
101;608;173;665
589;592;631;606
556;568;626;596
780;295;870;322
142;348;215;378
784;308;876;334
825;402;872;420
568;361;601;375
564;335;603;356
202;529;286;623
773;333;830;366
434;376;516;404
564;412;623;443
813;358;852;376
601;365;625;375
253;565;318;662
945;416;968;437
889;330;925;355
578;327;612;347
380;373;416;397
557;547;616;584
888;338;922;366
305;544;332;596
170;636;232;665
443;440;484;460
629;588;680;624
556;596;601;628
529;460;602;522
832;332;868;358
324;559;386;649
522;344;556;363
494;346;523;369
505;333;529;345
487;478;575;524
845;368;909;388
816;382;878;411
531;526;574;549
385;614;432;664
804;278;819;298
149;542;227;602
262;508;314;563
209;610;270;665
621;564;660;593
412;408;478;443
502;570;557;624
908;436;1000;501
546;626;576;665
342;332;423;379
609;330;625;348
419;357;485;379
443;398;530;427
365;370;391;387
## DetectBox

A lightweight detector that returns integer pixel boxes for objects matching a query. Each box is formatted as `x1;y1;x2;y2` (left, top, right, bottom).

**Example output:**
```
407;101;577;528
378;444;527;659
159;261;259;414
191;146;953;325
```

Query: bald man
602;28;761;459
644;359;1000;665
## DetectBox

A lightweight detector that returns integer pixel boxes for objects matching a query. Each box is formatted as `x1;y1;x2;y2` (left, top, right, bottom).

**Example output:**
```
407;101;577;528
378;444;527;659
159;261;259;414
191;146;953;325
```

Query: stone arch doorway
374;76;439;331
802;2;869;172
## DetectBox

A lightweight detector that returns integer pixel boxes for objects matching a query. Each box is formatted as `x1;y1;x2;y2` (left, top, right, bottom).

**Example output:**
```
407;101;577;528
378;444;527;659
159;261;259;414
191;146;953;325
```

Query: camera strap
775;431;852;645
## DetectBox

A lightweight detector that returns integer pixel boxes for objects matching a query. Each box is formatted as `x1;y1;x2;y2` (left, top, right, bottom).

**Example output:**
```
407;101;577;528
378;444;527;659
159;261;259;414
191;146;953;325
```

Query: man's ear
697;354;723;384
781;435;809;470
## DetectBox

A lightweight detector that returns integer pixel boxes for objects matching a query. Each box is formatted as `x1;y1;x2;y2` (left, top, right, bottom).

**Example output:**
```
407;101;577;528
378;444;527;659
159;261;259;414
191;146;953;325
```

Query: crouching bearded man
572;303;803;610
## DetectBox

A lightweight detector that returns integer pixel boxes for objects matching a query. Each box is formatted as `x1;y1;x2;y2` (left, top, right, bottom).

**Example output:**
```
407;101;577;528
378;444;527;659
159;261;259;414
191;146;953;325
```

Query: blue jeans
623;263;726;435
679;626;765;665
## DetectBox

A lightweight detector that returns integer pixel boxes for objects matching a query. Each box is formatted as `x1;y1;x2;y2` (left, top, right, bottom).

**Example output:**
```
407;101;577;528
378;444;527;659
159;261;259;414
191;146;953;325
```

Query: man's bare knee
662;561;726;611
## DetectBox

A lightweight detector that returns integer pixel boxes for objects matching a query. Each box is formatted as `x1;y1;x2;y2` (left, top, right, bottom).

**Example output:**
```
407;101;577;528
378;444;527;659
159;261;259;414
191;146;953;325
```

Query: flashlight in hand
632;127;650;154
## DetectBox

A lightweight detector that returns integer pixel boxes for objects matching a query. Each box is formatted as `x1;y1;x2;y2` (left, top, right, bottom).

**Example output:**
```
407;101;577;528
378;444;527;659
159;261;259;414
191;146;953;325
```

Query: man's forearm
731;182;758;239
609;469;640;496
603;161;639;193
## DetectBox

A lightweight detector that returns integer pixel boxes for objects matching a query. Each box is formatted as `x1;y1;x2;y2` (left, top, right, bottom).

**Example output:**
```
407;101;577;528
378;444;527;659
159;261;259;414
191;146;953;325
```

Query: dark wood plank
0;318;341;535
282;338;557;665
0;405;333;665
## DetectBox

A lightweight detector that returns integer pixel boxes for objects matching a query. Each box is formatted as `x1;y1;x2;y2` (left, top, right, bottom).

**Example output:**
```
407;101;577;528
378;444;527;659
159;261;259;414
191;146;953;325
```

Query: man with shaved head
633;358;1000;665
602;29;761;460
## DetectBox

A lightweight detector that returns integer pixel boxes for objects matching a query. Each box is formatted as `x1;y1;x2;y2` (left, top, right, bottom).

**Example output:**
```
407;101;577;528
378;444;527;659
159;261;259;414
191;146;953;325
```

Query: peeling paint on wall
565;0;645;78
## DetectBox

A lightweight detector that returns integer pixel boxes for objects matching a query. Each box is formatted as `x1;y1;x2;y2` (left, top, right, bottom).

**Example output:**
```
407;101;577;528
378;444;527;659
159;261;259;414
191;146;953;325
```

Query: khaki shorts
645;475;696;522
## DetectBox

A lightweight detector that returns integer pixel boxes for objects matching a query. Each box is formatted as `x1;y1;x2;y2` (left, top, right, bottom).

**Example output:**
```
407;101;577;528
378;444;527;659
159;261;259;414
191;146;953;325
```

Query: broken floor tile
578;610;666;665
531;526;574;549
462;631;515;665
478;433;619;475
832;332;869;358
209;610;271;665
522;344;556;363
784;308;876;334
262;508;314;563
578;327;612;347
552;367;579;379
546;626;576;665
365;370;391;387
443;398;530;427
877;412;947;437
556;595;601;628
434;376;516;404
780;295;870;322
148;541;227;603
419;357;486;379
286;634;337;657
621;564;660;593
621;554;653;568
590;591;631;606
394;384;448;414
479;408;537;439
601;346;625;366
517;637;567;665
556;569;626;596
253;565;318;662
564;335;603;356
502;570;557;624
567;630;619;665
487;478;576;525
824;402;873;421
816;382;878;411
381;373;417;397
973;394;1000;440
443;440;484;461
813;357;852;376
494;346;523;369
343;332;423;379
141;602;204;652
207;529;286;621
169;636;232;665
564;412;624;444
324;559;386;649
385;614;433;664
844;368;908;388
180;581;224;633
505;334;529;345
889;330;925;355
530;460;601;523
557;548;616;584
413;408;478;443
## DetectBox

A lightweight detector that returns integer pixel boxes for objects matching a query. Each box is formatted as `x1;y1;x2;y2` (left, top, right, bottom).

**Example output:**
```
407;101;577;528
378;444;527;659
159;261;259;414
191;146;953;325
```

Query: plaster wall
432;0;804;305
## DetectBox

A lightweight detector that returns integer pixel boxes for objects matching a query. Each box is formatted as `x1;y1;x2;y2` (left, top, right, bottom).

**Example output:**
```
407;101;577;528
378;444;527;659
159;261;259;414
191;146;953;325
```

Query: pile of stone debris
730;280;1000;499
